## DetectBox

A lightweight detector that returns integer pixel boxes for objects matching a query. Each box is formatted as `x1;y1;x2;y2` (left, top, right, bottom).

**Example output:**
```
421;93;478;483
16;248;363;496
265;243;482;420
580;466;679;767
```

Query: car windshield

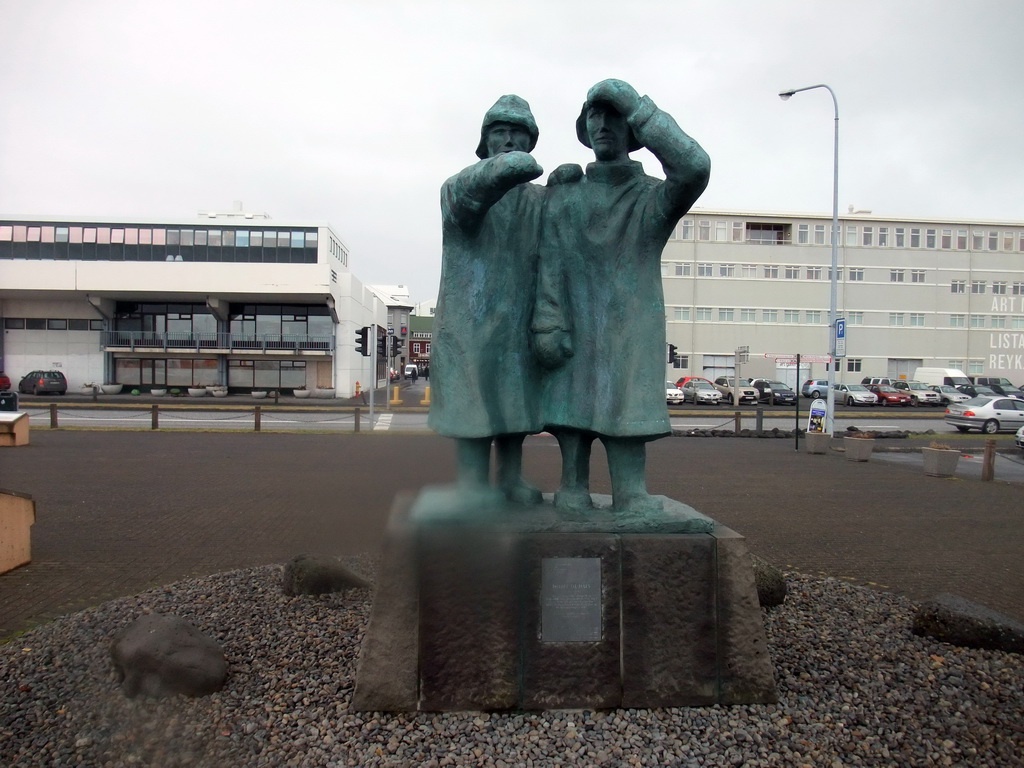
768;381;792;390
975;387;997;395
906;382;928;390
878;386;898;393
694;381;715;390
846;384;869;391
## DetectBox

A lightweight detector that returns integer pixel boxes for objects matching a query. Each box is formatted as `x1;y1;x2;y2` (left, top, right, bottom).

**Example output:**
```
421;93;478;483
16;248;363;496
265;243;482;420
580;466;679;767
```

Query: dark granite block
620;534;717;707
417;525;519;711
351;494;420;711
714;527;778;704
520;533;621;709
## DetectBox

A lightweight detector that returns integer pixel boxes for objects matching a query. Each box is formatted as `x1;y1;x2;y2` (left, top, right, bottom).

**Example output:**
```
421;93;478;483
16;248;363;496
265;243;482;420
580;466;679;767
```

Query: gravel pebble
2;558;1022;767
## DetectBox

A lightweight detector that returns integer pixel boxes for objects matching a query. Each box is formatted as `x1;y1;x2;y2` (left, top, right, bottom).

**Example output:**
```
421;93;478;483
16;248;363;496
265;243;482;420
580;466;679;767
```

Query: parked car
955;383;998;399
712;376;759;405
969;377;1024;399
17;370;68;395
680;378;723;405
945;396;1024;434
0;372;11;390
665;382;685;405
929;384;970;405
890;380;942;406
801;379;831;399
860;376;899;387
835;383;877;406
865;384;912;406
1017;424;1024;452
749;378;797;405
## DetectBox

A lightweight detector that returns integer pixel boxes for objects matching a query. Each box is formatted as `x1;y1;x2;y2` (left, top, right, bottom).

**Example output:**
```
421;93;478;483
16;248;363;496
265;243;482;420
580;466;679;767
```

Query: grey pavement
1;427;1022;644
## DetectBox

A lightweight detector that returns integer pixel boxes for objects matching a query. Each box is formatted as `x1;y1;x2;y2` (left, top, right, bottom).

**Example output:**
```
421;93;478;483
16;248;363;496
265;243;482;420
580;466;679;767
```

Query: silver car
944;396;1024;434
930;385;970;405
681;378;723;405
834;383;877;406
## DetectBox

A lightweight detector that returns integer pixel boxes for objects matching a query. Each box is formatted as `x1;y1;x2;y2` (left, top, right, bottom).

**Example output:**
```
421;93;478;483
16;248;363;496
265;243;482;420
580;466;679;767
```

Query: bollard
254;405;261;432
390;386;402;406
755;409;763;432
152;404;159;430
50;403;58;429
354;407;361;433
420;385;431;406
982;439;996;481
734;411;741;433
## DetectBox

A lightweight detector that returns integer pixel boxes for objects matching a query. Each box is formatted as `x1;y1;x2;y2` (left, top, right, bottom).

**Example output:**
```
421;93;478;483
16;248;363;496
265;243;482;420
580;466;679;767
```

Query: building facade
663;209;1024;387
0;213;385;396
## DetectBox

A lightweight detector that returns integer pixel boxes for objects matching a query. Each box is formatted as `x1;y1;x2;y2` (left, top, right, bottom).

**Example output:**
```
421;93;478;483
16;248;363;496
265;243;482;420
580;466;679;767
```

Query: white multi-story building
0;213;386;396
663;209;1024;387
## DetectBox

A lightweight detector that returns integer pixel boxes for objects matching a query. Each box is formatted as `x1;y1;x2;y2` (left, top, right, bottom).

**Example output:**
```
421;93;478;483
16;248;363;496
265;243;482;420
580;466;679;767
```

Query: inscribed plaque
540;557;602;642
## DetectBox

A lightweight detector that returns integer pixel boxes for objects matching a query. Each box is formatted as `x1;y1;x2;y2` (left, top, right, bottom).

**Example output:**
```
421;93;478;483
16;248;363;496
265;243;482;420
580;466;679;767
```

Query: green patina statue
431;81;710;517
429;95;547;504
532;79;710;515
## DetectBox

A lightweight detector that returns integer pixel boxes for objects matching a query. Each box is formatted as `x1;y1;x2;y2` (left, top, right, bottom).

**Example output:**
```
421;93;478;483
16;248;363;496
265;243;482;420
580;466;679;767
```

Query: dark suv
18;370;68;395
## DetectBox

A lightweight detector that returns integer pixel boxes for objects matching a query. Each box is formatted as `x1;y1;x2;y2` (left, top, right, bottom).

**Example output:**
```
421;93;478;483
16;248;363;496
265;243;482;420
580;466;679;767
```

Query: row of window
671;219;1024;252
668;307;1024;329
662;262;1024;294
4;317;104;331
669;356;989;376
0;224;318;248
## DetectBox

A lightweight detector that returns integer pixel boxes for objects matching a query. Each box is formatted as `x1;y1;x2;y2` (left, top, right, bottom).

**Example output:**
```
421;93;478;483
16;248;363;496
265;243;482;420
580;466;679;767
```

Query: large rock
751;554;787;607
110;613;227;698
912;593;1024;654
282;554;371;596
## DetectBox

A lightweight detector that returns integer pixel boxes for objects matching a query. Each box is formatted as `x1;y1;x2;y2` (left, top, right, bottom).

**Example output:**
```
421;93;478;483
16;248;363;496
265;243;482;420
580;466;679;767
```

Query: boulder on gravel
912;593;1024;654
751;554;787;607
110;612;227;698
282;554;372;596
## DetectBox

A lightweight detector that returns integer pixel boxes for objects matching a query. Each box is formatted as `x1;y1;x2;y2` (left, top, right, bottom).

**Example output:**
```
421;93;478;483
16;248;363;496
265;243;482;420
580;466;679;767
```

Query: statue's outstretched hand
492;151;543;184
547;163;584;186
533;329;573;369
587;79;641;118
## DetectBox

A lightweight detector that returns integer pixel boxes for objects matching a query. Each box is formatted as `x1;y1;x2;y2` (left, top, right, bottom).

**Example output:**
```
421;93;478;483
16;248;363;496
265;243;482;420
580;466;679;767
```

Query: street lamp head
778;90;795;101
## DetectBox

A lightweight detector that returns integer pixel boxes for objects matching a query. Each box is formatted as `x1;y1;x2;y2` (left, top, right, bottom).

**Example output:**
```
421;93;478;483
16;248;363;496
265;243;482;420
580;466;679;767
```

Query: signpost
764;352;833;449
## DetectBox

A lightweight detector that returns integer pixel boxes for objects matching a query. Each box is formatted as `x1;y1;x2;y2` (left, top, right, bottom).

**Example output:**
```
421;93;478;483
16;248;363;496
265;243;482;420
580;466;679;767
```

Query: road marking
374;413;393;431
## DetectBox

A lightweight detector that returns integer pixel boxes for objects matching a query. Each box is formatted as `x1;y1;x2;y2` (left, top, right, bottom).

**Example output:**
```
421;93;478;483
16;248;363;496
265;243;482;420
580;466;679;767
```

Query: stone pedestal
352;489;776;712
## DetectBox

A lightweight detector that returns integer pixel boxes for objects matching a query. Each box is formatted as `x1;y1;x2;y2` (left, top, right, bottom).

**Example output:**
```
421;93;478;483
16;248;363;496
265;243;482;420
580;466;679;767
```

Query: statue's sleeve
629;96;711;223
441;156;539;235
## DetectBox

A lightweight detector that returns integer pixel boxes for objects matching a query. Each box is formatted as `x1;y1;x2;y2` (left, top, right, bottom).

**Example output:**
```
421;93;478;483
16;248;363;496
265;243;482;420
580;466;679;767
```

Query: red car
866;384;911;406
0;372;11;390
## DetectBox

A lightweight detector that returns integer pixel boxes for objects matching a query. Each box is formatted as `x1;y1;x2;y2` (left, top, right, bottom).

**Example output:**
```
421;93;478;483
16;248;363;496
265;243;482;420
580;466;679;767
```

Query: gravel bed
2;558;1021;767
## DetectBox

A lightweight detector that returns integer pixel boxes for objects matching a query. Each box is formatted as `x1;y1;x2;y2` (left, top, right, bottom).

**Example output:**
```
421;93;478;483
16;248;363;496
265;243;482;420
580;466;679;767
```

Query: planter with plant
922;441;960;477
293;386;312;399
843;431;876;462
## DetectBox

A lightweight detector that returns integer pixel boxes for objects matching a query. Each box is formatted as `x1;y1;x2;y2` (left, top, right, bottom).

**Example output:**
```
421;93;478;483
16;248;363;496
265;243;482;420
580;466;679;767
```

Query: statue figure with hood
532;79;710;518
429;95;547;505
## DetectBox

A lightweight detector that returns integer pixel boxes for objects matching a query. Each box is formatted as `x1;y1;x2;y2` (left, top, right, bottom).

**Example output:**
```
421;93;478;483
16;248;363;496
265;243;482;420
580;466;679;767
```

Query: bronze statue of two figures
430;79;711;517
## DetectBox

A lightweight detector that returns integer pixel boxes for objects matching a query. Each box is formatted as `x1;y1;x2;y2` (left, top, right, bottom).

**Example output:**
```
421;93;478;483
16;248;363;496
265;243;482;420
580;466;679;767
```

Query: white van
404;364;418;378
913;367;972;388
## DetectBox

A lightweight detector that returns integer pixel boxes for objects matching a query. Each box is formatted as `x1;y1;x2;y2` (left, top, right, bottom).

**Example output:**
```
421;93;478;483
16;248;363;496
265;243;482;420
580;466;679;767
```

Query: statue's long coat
428;159;544;438
532;97;710;438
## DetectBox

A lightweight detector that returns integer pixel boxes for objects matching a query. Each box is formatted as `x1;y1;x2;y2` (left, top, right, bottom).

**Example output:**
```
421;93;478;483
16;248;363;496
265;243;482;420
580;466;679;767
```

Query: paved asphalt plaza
1;423;1022;643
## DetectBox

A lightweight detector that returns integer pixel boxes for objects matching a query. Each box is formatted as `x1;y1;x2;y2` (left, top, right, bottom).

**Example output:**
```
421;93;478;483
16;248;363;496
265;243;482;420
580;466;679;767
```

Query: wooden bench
0;411;29;447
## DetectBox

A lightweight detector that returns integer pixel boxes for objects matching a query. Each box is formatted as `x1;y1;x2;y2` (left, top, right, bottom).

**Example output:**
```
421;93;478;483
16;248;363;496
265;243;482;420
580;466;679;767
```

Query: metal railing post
354;407;361;433
152;404;158;430
50;404;58;429
254;406;261;432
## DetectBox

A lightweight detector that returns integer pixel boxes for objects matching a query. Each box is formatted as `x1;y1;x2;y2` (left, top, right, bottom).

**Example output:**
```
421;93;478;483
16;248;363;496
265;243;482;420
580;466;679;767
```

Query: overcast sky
2;0;1022;304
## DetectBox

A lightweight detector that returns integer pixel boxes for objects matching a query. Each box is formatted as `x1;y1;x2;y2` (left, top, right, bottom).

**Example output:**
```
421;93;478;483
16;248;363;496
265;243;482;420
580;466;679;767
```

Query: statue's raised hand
492;150;543;184
587;79;641;118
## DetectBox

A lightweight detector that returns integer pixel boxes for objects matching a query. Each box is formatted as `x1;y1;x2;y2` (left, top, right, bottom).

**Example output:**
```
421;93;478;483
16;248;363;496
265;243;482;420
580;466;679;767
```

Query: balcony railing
101;330;334;353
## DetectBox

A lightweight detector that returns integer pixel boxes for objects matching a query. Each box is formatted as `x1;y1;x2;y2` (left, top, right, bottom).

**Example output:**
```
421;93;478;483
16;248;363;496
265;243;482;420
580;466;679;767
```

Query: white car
834;383;877;406
930;385;970;406
1017;424;1024;452
680;378;723;405
891;380;942;406
666;382;685;405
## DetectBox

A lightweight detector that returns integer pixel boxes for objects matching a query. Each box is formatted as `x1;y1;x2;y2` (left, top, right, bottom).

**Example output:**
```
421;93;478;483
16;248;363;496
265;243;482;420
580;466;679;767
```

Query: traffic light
667;343;678;364
392;338;404;357
376;333;388;358
354;326;370;357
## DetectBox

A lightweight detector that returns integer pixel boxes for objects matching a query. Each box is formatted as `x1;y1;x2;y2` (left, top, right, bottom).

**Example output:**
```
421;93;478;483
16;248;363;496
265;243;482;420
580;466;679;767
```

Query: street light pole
779;83;840;436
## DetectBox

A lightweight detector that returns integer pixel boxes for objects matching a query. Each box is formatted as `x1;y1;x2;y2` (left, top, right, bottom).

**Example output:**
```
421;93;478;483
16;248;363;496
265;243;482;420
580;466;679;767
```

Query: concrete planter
151;388;168;397
293;389;312;399
251;391;268;399
100;384;123;395
804;432;831;454
188;387;207;397
313;388;336;399
922;447;960;477
844;437;875;462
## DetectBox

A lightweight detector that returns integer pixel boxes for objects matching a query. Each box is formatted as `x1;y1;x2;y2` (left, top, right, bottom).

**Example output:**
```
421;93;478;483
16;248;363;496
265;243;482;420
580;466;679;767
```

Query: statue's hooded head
575;98;642;154
475;95;539;160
